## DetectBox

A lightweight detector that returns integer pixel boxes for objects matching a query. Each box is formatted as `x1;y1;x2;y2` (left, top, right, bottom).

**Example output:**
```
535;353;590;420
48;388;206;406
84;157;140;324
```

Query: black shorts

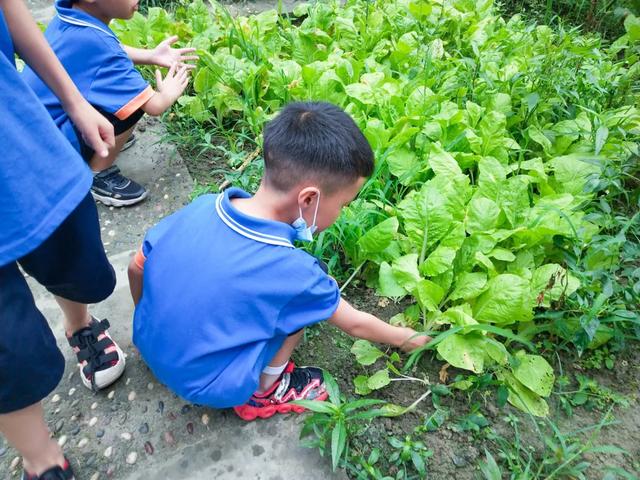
75;106;144;162
0;193;115;413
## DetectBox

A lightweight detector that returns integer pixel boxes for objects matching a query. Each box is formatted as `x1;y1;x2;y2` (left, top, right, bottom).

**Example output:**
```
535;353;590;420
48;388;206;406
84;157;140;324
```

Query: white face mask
291;192;321;242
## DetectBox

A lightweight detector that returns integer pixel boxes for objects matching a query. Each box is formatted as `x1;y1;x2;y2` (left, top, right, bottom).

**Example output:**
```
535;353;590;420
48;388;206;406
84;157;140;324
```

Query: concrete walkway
1;120;345;479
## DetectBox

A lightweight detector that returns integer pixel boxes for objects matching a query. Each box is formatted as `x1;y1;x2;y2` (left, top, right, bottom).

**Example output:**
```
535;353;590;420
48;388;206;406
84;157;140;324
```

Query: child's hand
155;62;190;104
399;328;432;353
151;36;198;70
67;100;115;158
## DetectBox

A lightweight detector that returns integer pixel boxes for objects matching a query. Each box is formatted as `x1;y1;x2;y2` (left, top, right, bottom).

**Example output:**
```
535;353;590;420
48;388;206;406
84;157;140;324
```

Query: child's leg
258;329;303;392
0;402;64;476
75;107;147;207
88;125;136;172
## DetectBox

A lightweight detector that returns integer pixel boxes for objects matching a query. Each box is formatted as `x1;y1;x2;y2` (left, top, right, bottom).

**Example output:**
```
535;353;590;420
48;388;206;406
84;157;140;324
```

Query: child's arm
328;298;431;352
1;0;114;156
123;36;197;68
141;62;190;116
127;251;145;305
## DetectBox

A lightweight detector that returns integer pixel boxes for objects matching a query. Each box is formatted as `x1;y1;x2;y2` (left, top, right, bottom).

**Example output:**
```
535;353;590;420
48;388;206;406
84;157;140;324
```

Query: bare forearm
2;0;84;112
141;91;173;116
127;261;144;305
347;311;411;347
123;45;155;65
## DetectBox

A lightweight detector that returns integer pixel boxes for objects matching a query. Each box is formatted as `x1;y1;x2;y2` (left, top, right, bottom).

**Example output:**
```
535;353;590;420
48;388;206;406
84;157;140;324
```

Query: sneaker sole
92;190;148;207
233;390;329;421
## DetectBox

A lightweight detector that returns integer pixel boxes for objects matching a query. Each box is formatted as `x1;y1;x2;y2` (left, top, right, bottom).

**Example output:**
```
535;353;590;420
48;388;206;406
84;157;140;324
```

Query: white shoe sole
79;342;126;391
92;189;148;207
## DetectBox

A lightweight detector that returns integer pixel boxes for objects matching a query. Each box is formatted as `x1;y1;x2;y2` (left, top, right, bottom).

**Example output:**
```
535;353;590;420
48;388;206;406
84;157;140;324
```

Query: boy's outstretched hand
155;62;190;103
399;327;432;353
151;36;198;70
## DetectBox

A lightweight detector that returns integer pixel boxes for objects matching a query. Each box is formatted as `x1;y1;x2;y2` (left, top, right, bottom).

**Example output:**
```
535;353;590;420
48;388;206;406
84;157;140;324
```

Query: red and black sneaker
233;362;328;421
22;457;74;480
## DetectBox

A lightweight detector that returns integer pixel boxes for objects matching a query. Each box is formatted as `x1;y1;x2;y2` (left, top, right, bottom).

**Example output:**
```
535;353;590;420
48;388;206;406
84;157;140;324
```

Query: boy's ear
297;186;320;209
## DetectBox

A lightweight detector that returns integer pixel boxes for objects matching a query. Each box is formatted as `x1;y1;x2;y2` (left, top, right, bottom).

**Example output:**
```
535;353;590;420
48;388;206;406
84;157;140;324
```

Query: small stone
51;394;61;403
186;422;194;434
157;401;164;414
126;452;138;465
90;473;100;480
70;415;78;422
107;391;115;400
118;413;128;425
147;383;154;391
68;387;76;396
144;441;154;455
138;423;149;434
180;405;191;415
104;446;113;458
128;391;136;402
0;446;7;457
70;399;80;408
163;194;169;200
89;417;98;427
120;432;132;441
201;413;210;426
96;429;105;438
107;230;115;237
58;435;68;447
54;419;64;433
10;456;21;470
71;425;81;436
67;372;75;381
452;454;467;467
78;438;89;448
163;431;175;446
106;465;115;477
91;402;98;410
125;378;131;386
168;412;176;420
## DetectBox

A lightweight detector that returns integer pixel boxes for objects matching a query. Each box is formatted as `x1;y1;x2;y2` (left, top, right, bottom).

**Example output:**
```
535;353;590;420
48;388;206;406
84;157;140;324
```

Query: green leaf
624;14;640;41
353;375;373;395
387;148;420;185
392;254;421;291
291;400;338;414
345;82;375;104
331;419;347;471
323;370;341;405
548;154;601;196
502;373;549;417
465;195;500;233
449;272;488;301
528;126;552;154
351;340;385;366
511;352;554;397
378;262;406;297
358;217;399;255
422;246;457;276
367;369;391;390
594;125;609;155
436;333;486;373
478;156;506;200
473;274;534;325
441;304;478;328
429;143;462;177
413;279;445;312
479;450;502;480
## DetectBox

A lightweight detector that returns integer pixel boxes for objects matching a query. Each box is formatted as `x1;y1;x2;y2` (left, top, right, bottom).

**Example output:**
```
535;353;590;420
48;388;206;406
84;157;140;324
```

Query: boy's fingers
165;35;179;45
180;55;199;62
155;69;162;85
178;47;197;54
167;62;178;77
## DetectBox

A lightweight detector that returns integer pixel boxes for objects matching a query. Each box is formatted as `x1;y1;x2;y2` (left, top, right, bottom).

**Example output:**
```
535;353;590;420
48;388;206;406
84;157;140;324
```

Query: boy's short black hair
262;102;374;193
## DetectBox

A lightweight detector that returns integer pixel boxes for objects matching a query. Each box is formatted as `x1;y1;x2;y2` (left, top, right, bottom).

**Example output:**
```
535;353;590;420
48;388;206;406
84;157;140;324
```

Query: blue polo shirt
133;188;341;408
21;0;152;152
0;8;92;267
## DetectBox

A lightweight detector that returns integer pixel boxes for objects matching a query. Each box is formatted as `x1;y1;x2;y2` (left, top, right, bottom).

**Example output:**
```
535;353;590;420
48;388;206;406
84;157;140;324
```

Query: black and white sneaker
91;166;148;207
121;133;137;152
22;457;75;480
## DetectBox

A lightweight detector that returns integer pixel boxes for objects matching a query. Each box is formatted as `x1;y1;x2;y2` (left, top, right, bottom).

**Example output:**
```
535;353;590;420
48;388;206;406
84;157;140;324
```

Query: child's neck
73;4;112;25
231;185;296;225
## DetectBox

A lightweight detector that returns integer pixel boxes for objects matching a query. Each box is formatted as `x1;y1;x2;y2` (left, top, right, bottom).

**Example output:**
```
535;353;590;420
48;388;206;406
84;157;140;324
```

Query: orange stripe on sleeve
134;248;147;270
114;86;155;120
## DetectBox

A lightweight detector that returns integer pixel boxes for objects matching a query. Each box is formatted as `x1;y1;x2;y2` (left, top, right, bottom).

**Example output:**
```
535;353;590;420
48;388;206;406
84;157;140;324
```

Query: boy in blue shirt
22;0;197;207
128;102;430;420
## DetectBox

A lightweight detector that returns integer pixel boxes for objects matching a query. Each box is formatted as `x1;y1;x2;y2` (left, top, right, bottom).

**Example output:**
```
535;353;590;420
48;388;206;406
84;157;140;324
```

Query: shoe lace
69;319;116;393
98;166;129;188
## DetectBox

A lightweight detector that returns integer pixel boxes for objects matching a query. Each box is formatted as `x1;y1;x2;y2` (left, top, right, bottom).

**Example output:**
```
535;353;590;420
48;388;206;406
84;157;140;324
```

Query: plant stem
340;262;365;293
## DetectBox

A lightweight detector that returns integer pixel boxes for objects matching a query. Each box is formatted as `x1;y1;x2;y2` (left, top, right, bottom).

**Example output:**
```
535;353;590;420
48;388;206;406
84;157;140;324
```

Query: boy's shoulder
47;13;123;58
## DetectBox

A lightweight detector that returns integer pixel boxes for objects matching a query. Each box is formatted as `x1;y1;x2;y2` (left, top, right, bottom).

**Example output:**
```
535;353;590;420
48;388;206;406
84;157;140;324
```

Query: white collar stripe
215;196;293;248
57;14;119;41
